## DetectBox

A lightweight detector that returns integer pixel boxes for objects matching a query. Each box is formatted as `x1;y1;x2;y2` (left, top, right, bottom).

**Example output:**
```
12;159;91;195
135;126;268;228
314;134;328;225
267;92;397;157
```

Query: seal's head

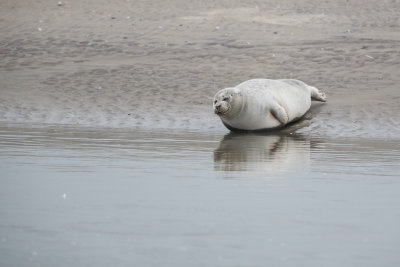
213;88;234;116
213;87;242;117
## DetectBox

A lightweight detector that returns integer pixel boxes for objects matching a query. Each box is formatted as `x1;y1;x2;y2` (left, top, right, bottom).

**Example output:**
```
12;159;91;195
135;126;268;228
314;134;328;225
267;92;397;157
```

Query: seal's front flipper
271;103;289;125
310;87;327;102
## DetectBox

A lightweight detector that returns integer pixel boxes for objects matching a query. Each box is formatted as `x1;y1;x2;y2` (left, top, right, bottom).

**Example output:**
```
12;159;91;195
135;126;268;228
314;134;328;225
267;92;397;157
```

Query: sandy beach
1;0;400;266
1;0;399;137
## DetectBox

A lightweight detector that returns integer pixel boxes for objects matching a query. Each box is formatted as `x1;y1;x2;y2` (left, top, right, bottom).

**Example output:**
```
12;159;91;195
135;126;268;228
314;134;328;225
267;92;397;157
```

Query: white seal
213;79;326;131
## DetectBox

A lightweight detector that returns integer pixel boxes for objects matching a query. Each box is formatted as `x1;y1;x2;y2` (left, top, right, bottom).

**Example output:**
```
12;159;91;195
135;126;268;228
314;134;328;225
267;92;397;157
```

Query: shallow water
0;125;399;267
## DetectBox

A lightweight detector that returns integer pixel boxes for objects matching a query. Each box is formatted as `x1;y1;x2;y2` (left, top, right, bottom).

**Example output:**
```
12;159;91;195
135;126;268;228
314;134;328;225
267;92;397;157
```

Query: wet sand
1;0;400;266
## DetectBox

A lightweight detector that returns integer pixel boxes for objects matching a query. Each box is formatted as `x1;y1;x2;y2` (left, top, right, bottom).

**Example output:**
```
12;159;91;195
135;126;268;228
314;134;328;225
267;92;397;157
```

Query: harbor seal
213;79;326;131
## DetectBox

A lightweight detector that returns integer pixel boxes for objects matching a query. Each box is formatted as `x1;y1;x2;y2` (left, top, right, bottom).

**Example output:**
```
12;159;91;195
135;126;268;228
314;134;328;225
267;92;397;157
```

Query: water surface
1;125;399;266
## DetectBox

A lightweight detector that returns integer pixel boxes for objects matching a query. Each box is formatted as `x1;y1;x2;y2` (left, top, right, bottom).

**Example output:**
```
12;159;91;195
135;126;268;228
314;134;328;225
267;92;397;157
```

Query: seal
213;79;326;131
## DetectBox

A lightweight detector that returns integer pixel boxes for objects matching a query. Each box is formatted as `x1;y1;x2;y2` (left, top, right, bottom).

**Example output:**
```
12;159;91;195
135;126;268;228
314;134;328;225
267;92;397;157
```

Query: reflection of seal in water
213;79;327;131
214;133;310;172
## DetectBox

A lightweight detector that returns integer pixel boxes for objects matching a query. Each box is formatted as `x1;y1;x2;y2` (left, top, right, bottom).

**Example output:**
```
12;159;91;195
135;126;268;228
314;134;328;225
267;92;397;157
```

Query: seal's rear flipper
311;87;327;102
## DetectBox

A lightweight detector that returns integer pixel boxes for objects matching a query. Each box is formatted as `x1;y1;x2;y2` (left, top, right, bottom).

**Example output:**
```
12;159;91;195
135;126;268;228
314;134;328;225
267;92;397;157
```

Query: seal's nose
215;104;221;110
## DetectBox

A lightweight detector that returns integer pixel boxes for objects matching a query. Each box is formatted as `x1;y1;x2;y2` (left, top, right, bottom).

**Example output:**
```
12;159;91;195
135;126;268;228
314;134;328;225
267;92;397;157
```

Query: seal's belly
222;94;311;130
222;103;281;130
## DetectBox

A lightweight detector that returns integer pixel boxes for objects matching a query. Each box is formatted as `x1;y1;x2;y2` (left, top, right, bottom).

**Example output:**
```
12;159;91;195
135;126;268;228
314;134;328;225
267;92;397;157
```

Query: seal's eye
214;100;217;104
223;97;229;102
